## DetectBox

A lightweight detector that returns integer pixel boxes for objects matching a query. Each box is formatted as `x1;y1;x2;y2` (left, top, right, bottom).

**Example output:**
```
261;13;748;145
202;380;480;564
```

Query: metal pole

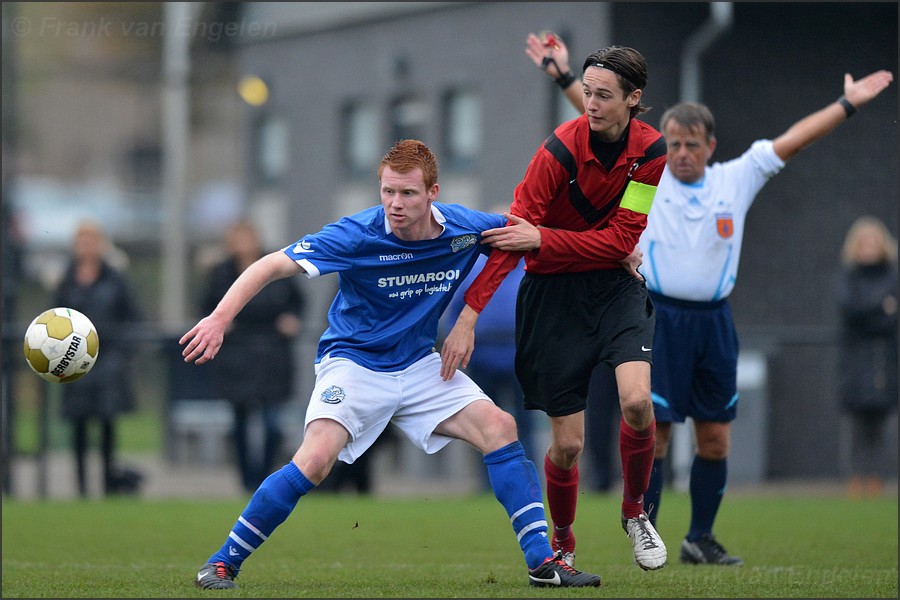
37;383;53;498
160;2;193;334
680;2;734;103
670;2;734;493
2;2;21;497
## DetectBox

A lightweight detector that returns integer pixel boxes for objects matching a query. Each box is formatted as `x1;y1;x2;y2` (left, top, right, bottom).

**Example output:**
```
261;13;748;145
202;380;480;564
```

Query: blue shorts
649;292;739;424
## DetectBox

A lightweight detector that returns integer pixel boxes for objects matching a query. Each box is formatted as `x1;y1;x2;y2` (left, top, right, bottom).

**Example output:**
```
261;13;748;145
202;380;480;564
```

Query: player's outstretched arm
526;31;583;113
180;251;303;364
772;70;894;162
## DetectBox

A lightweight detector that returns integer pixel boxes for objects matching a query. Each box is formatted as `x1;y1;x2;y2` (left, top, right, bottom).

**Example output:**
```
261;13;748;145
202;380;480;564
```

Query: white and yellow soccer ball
23;307;100;383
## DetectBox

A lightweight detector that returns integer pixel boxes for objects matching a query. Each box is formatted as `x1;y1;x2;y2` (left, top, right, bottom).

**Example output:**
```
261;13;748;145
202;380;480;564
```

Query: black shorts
515;269;654;417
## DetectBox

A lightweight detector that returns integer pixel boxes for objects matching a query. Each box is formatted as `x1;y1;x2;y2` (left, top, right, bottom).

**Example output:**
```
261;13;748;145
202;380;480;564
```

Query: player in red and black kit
441;45;668;573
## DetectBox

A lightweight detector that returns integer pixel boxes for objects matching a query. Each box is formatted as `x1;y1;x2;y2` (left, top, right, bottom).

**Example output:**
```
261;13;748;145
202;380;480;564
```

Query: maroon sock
544;453;579;545
619;417;656;518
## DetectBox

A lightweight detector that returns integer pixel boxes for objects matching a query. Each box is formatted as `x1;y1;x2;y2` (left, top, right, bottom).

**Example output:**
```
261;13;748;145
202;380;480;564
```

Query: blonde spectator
835;215;898;498
54;220;145;496
200;219;307;493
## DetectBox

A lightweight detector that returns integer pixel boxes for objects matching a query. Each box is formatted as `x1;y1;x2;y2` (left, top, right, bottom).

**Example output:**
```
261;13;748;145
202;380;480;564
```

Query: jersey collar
382;203;447;235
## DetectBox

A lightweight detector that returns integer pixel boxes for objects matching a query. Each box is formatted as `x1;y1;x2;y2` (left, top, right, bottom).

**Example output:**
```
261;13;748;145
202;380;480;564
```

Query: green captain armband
620;180;656;215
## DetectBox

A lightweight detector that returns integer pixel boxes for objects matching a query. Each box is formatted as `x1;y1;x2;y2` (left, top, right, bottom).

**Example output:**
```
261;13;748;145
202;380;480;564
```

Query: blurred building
227;2;898;482
2;2;897;489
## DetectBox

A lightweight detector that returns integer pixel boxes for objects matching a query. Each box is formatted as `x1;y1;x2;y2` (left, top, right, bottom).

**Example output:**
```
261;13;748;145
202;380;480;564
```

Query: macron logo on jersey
292;241;314;253
379;252;415;262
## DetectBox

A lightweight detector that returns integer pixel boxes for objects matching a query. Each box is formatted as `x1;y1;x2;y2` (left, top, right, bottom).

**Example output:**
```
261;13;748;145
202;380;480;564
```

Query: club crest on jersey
450;234;477;253
716;213;734;239
320;385;345;404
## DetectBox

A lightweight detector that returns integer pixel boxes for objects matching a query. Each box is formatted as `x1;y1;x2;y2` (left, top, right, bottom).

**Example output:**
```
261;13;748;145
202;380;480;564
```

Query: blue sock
644;457;665;526
208;462;315;570
686;456;726;541
484;441;553;570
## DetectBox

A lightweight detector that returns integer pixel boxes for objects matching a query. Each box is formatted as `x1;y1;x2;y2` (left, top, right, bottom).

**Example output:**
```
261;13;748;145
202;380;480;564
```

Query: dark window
442;88;481;172
341;100;380;178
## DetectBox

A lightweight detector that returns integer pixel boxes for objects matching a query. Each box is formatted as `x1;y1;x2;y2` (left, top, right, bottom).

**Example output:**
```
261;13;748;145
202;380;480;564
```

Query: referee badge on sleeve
716;213;734;239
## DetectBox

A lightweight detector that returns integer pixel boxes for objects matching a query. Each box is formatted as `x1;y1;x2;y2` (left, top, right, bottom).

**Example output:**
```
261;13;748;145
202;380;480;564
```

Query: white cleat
622;513;667;570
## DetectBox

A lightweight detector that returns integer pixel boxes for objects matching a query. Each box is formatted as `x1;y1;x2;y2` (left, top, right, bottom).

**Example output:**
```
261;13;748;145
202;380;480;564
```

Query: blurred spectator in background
53;220;145;497
835;215;898;498
441;206;538;490
201;219;306;493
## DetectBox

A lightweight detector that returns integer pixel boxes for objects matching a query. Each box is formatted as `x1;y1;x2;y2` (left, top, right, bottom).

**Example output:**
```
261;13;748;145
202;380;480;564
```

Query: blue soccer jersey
282;202;505;371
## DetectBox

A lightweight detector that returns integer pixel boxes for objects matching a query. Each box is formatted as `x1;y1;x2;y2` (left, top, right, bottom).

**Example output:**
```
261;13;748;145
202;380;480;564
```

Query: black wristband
556;71;577;89
837;95;857;118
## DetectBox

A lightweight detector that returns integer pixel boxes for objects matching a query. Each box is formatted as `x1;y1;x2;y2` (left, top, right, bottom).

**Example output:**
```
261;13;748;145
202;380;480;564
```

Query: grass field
2;490;896;598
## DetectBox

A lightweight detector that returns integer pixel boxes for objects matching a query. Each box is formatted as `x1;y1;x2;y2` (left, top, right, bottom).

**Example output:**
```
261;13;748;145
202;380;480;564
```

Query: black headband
585;61;640;90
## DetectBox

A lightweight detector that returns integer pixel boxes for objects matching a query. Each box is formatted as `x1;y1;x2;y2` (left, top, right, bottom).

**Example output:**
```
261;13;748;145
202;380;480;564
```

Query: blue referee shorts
649;291;739;424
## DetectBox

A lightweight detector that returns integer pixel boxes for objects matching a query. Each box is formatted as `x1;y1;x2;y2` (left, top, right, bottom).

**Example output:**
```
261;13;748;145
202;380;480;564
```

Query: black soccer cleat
195;561;239;589
528;551;602;587
680;534;744;566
